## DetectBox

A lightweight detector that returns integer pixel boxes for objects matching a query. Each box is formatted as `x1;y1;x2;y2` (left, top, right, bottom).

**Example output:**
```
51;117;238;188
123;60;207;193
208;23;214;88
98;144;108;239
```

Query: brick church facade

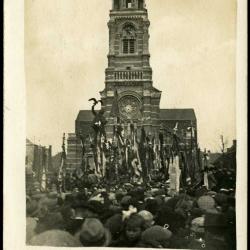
66;0;197;171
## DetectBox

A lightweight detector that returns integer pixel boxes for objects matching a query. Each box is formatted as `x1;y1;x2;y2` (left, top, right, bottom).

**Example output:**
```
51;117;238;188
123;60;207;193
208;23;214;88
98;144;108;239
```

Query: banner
169;155;181;193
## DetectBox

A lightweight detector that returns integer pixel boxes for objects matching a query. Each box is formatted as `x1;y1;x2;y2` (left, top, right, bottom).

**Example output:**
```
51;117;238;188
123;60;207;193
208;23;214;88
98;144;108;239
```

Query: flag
75;167;84;179
156;145;162;170
159;132;166;170
125;140;128;160
202;150;210;189
61;134;66;160
128;125;142;181
116;122;125;147
152;137;162;170
130;122;135;143
131;158;141;178
89;133;98;173
40;166;47;192
140;127;146;145
169;155;181;194
96;140;102;175
58;133;66;192
127;123;131;140
131;134;143;184
180;152;187;187
204;172;209;189
39;147;47;192
137;127;148;182
91;129;103;176
79;132;86;155
79;132;86;172
110;89;120;121
101;149;107;177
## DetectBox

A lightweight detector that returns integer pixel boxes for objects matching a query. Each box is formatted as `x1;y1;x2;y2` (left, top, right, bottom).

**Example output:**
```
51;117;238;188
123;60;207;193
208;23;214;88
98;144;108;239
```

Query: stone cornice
104;81;152;85
109;14;148;22
110;10;147;15
114;16;144;20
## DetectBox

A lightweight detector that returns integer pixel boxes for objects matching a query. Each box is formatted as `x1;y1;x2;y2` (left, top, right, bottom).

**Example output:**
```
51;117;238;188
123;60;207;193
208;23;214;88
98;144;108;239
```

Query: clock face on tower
118;95;141;120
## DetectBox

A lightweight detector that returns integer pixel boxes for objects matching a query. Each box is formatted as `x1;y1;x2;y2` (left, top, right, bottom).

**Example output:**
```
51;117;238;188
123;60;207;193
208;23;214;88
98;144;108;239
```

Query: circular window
118;95;141;120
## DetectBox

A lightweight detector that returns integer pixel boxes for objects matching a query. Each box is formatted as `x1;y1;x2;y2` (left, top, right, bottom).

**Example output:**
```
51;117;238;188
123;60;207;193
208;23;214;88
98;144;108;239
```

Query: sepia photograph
4;0;247;249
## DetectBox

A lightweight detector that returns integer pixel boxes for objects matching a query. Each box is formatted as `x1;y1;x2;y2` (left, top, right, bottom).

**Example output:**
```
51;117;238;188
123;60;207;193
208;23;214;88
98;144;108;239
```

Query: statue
88;98;107;139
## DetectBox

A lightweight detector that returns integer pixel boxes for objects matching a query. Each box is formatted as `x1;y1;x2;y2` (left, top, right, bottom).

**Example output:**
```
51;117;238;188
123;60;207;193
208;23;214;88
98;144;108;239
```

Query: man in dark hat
75;218;111;247
203;212;230;250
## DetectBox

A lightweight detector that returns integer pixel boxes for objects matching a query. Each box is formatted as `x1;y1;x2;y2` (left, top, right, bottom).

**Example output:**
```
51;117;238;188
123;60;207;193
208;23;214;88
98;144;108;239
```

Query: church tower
71;0;197;172
100;0;162;137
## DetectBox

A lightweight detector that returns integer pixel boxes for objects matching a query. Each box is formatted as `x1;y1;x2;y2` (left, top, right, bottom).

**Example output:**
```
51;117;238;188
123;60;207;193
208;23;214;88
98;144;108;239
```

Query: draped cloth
204;172;209;189
168;155;182;194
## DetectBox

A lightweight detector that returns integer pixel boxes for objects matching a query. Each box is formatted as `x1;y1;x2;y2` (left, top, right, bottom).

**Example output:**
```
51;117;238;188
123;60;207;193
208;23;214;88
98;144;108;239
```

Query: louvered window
123;39;129;54
129;40;135;53
123;39;135;54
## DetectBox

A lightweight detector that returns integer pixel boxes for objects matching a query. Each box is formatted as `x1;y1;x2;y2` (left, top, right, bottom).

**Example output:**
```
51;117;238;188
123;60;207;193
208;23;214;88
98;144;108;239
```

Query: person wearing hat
115;189;127;204
120;195;133;210
197;195;218;214
138;210;155;229
195;186;209;198
26;199;40;218
28;229;82;247
59;203;81;235
38;195;60;213
71;200;100;219
214;193;230;212
35;211;66;234
105;213;124;242
203;212;229;250
144;198;159;216
174;195;194;221
155;203;185;234
26;216;38;242
186;217;207;249
75;218;111;247
191;217;205;235
138;225;172;248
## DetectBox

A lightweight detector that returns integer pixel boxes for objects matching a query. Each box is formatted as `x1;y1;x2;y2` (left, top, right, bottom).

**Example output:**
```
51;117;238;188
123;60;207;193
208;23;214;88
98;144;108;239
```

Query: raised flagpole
58;133;66;193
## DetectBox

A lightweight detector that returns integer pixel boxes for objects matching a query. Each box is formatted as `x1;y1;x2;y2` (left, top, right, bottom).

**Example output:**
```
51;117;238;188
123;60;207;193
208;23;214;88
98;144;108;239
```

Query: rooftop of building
26;138;52;149
26;138;34;145
159;109;196;121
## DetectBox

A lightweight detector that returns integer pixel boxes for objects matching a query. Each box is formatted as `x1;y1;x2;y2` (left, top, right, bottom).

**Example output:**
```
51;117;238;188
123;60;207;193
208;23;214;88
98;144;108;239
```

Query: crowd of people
26;177;236;249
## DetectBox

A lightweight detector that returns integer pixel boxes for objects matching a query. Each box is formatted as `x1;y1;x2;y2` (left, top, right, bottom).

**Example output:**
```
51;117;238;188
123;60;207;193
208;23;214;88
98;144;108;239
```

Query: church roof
76;110;94;121
76;109;196;122
159;109;196;121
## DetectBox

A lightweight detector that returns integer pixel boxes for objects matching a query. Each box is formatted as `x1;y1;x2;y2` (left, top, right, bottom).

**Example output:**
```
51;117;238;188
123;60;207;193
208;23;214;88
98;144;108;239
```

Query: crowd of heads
26;178;236;249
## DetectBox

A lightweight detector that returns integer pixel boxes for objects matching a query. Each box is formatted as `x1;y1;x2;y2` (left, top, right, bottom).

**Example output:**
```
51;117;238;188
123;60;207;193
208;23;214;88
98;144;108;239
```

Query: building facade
67;0;197;171
26;139;53;189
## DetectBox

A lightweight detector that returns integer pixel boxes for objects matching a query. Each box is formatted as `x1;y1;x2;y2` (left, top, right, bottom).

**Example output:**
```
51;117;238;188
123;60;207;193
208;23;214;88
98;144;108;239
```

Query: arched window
122;24;136;54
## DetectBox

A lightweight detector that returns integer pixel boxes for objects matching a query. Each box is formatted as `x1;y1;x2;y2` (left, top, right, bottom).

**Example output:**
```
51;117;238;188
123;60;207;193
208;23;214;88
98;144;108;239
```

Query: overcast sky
25;0;236;155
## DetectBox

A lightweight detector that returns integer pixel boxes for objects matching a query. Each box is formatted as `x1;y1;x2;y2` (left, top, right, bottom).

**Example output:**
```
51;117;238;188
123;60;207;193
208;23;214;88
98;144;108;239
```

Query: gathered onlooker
75;218;111;247
138;210;155;229
138;225;172;248
112;214;145;247
25;174;236;249
28;230;82;247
